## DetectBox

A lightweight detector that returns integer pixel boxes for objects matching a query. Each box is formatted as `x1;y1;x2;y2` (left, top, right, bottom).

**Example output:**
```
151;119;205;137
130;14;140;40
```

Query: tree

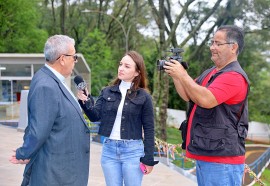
78;28;115;96
240;32;270;123
147;0;225;140
147;0;270;140
0;0;48;52
2;0;269;131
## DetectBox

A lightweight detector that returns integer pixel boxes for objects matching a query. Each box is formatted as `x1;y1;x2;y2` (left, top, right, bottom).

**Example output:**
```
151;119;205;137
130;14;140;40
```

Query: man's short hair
217;25;244;55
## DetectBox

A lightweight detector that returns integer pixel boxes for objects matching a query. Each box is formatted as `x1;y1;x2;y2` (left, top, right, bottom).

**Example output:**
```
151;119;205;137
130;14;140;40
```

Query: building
0;53;91;125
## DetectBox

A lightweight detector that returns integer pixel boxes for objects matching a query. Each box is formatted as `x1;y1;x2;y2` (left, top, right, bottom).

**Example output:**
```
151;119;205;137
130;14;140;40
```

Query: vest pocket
237;120;248;139
191;123;226;151
195;106;215;119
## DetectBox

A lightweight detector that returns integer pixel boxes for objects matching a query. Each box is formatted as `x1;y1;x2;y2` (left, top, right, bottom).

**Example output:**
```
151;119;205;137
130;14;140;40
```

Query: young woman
77;51;158;186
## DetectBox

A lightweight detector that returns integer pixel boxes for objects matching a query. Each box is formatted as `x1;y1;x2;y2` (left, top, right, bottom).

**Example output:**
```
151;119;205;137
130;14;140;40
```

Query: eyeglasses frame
207;40;235;47
56;54;78;62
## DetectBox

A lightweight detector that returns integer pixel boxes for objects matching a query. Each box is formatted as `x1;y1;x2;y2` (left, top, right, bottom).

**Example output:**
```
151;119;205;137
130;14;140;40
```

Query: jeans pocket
103;137;110;144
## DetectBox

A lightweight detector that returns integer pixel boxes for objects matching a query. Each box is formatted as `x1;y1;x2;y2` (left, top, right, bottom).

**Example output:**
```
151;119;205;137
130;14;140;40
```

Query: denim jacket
79;84;158;166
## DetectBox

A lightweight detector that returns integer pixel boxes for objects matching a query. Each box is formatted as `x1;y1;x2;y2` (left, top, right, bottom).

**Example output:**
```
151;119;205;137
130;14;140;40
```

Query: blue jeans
196;160;244;186
101;138;145;186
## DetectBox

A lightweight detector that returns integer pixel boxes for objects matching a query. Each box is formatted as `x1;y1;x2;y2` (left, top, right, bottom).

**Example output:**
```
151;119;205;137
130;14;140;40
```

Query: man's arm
15;83;59;160
178;73;218;108
164;60;218;108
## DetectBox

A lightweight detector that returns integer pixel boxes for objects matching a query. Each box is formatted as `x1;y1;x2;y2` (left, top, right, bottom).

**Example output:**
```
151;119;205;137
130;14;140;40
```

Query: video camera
156;48;188;71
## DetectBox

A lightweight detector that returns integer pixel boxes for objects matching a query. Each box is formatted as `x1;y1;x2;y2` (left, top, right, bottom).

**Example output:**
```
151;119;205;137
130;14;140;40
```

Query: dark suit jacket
16;66;90;186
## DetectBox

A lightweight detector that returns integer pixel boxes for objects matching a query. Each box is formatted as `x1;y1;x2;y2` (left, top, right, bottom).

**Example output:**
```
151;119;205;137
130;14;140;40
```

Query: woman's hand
144;165;154;175
77;88;89;103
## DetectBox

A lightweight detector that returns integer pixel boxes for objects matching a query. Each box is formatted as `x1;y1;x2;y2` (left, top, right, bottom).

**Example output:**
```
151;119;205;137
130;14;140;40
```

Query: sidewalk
0;124;197;186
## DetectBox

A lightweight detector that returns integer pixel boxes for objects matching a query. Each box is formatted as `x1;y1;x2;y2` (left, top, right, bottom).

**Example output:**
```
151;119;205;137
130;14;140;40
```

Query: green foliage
242;0;270;32
78;28;115;96
136;37;159;92
0;0;48;52
1;0;270;125
253;168;270;186
83;114;91;127
248;70;270;123
240;33;270;123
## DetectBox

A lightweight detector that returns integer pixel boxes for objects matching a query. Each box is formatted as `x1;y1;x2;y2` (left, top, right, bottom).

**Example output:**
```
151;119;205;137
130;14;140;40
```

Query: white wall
18;90;29;131
247;121;270;143
166;108;186;128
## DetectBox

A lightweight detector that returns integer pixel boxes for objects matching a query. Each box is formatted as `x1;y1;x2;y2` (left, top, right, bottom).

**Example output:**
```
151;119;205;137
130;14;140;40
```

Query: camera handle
181;61;189;69
169;56;189;70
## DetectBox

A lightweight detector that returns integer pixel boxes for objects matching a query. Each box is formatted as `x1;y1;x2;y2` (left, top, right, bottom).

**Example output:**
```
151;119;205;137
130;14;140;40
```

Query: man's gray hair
44;35;75;63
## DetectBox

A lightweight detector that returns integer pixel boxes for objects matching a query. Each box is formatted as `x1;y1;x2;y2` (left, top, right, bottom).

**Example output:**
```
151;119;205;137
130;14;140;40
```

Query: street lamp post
82;9;130;52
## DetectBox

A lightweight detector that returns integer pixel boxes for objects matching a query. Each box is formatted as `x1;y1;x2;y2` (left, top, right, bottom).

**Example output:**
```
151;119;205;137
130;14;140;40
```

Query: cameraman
164;25;249;186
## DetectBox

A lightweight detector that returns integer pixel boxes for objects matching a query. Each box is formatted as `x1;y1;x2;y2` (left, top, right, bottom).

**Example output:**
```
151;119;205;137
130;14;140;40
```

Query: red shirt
186;68;248;164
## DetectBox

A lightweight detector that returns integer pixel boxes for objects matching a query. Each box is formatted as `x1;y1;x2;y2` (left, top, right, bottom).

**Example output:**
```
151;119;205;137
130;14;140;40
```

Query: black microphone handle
83;89;88;97
84;95;94;110
85;99;91;110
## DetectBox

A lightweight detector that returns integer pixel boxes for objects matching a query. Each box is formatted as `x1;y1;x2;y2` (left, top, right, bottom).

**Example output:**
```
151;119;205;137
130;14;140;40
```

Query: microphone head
74;75;86;90
74;75;84;85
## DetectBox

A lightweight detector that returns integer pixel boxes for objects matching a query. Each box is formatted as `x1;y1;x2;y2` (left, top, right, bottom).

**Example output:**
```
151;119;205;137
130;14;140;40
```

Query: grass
253;168;270;186
166;127;182;144
165;126;195;169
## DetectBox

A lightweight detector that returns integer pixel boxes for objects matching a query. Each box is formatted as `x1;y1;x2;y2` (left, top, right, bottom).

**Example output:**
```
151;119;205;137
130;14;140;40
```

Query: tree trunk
60;0;66;34
148;0;168;141
50;0;57;34
159;72;169;140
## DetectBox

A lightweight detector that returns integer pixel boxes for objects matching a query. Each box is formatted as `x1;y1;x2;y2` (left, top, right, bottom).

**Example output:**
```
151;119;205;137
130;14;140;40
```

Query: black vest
187;61;250;156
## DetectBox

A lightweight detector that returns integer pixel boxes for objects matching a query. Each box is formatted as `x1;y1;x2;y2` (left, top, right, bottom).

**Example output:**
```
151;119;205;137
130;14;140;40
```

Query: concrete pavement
0;124;197;186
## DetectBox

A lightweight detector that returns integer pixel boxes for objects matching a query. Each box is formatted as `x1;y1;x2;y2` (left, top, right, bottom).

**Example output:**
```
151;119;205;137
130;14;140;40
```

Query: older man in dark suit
10;35;90;186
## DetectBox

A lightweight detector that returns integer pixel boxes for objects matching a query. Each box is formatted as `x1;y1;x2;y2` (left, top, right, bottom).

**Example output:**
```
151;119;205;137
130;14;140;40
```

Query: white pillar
17;90;29;131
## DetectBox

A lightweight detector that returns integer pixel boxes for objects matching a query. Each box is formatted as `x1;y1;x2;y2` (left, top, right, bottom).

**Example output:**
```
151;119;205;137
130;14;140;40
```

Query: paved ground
0;124;197;186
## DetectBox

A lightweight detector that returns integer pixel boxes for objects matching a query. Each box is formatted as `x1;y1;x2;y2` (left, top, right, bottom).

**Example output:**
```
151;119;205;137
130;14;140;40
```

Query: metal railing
248;147;270;176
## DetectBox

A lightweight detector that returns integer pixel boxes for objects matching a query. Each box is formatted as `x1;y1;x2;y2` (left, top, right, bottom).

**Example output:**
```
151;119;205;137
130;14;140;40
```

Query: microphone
74;75;94;109
74;75;88;96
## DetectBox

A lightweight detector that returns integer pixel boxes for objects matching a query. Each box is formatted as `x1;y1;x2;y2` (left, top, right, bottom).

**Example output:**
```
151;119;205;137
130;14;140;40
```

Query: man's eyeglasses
207;41;235;47
56;54;78;62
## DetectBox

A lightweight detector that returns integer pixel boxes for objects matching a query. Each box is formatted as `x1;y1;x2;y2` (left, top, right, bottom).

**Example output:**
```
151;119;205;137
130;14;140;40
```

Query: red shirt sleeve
207;72;248;105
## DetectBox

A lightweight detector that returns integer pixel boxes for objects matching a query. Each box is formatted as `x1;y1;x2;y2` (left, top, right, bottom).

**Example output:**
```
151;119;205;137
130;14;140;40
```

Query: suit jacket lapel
41;66;87;125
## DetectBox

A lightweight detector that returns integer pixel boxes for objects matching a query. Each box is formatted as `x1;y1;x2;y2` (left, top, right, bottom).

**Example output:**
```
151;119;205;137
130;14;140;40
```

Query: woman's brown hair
111;50;149;91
